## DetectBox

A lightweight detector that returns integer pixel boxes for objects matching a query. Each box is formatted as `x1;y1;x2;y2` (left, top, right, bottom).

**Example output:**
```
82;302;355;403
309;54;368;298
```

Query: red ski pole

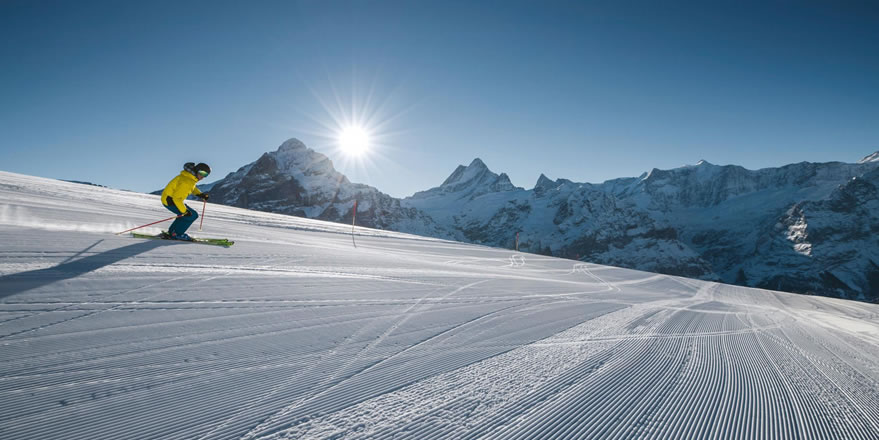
115;214;183;235
198;199;207;232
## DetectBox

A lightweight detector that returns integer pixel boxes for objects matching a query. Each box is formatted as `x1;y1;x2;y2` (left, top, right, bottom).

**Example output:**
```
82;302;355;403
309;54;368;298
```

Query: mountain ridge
208;138;879;302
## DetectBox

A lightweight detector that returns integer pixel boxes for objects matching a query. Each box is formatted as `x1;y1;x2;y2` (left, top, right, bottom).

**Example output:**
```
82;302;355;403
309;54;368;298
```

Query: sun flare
338;126;370;156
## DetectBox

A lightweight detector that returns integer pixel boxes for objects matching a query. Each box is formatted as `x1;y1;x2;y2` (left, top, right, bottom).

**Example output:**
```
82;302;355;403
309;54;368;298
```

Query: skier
160;162;211;241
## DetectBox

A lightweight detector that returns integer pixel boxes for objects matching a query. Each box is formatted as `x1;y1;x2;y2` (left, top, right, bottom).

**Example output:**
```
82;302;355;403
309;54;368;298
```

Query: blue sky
1;0;877;197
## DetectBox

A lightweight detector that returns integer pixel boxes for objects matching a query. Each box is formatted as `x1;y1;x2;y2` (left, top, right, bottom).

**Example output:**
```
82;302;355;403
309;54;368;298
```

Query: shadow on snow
0;239;172;299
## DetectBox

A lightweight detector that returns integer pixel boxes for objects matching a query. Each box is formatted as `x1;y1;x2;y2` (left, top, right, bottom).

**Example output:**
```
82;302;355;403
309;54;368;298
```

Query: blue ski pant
164;200;198;235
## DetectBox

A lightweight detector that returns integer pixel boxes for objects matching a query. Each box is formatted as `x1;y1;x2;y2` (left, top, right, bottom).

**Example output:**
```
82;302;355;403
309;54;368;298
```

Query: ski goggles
198;170;210;178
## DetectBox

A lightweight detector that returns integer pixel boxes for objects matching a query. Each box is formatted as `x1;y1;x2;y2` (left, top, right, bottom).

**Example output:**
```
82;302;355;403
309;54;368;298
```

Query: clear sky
2;0;878;197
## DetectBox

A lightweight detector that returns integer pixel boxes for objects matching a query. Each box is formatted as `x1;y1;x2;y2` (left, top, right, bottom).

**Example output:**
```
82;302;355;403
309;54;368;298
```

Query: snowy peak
535;173;554;190
415;158;520;200
859;151;879;164
210;138;349;209
496;173;514;188
277;138;308;152
440;165;468;187
406;158;524;207
441;158;490;187
675;159;718;171
533;173;565;197
270;139;339;179
469;157;488;170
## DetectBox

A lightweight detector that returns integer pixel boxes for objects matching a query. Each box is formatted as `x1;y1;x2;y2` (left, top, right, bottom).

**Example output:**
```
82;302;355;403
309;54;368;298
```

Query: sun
338;126;370;156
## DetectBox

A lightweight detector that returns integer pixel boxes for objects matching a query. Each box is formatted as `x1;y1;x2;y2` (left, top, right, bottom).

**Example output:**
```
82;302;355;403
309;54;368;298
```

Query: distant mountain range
207;138;879;302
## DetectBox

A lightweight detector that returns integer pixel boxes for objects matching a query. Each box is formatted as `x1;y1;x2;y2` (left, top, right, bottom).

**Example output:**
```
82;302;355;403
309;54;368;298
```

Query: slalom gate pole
350;200;358;248
115;214;183;235
351;200;357;234
198;199;207;232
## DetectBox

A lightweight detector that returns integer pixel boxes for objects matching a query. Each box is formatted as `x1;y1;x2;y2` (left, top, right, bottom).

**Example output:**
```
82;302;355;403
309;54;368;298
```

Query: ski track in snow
1;171;878;439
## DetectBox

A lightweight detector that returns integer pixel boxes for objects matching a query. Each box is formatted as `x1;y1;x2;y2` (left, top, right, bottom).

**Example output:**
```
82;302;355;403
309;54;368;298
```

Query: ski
131;232;234;247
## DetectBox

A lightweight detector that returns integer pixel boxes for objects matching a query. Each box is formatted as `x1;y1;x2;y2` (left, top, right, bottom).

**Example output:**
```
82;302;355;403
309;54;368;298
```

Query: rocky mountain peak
440;165;468;186
439;158;491;187
496;173;514;188
468;158;488;169
535;173;555;190
277;138;308;152
409;158;521;203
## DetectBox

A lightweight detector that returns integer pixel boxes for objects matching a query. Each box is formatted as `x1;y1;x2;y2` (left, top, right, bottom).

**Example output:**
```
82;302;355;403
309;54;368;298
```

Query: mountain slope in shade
596;159;879;301
759;168;879;299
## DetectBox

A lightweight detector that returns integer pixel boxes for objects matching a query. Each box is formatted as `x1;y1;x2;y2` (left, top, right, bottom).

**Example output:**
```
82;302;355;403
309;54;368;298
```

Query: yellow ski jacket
161;171;203;213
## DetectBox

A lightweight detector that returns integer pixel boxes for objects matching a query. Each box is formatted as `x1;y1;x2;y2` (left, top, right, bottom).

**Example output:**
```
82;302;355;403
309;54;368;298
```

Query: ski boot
163;231;193;241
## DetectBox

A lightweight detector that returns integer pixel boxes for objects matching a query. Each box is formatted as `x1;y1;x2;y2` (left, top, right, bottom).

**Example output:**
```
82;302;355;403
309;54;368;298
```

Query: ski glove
197;193;210;201
184;209;194;217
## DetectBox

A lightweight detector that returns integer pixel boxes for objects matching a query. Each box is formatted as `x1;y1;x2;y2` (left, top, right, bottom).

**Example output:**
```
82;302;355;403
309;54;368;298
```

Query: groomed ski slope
1;170;878;440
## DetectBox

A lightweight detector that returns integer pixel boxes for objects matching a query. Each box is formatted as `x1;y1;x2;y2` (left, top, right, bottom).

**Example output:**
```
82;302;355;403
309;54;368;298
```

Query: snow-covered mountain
209;140;879;302
209;139;454;239
405;153;879;301
410;158;520;203
597;157;879;300
404;160;713;279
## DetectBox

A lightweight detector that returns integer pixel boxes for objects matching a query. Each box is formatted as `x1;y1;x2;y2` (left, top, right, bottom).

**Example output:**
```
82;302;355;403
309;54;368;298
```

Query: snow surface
1;170;879;439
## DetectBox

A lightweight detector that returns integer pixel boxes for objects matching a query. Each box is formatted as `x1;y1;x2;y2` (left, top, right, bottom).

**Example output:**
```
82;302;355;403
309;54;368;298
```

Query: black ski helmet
194;163;211;178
